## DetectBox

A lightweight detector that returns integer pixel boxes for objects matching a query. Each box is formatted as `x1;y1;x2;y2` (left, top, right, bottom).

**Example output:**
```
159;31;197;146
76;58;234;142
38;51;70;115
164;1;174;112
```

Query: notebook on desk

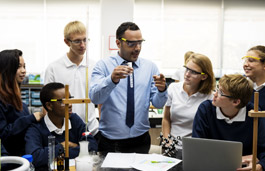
182;137;242;171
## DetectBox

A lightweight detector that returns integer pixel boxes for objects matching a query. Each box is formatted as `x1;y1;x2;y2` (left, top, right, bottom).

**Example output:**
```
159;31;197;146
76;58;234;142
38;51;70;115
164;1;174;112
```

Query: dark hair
40;82;65;111
0;49;23;110
116;22;140;40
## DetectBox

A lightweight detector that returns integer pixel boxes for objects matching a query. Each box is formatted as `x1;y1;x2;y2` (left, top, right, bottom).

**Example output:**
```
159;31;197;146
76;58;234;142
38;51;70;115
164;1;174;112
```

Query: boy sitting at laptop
192;74;265;171
25;82;98;169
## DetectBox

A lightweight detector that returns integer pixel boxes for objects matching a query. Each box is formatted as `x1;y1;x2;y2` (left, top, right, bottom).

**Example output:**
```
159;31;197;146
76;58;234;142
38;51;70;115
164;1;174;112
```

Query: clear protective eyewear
242;56;264;63
50;96;74;106
120;38;145;47
67;38;89;45
214;85;232;98
183;65;205;76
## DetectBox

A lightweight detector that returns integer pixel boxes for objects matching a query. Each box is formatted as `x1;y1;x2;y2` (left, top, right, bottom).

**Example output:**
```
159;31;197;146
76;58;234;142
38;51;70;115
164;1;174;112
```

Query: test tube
127;62;133;88
48;135;55;171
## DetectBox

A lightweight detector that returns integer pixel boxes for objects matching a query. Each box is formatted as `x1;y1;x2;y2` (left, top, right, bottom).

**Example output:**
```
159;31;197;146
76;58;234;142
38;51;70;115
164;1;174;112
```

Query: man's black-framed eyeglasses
183;65;205;75
120;37;145;47
67;38;89;45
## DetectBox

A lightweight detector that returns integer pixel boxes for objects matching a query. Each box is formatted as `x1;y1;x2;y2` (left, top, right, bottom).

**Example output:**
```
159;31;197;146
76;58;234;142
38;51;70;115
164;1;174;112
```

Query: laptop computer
182;137;242;171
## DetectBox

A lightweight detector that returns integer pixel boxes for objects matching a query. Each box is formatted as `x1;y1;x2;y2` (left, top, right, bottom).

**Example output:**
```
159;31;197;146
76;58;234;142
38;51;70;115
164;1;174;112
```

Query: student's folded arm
0;111;36;141
25;124;49;168
69;146;80;158
76;116;98;152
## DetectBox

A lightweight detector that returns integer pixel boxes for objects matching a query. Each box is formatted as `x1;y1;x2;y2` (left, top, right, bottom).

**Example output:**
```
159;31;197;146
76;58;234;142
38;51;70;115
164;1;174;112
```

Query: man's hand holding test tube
111;62;133;83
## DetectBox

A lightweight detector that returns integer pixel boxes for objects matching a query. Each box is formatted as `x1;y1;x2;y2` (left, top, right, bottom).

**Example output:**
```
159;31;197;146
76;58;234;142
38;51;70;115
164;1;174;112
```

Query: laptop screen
182;137;242;171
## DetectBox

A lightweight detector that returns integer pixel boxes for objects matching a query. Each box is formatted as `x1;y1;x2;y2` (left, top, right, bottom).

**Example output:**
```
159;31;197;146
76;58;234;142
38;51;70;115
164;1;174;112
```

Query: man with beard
89;22;168;155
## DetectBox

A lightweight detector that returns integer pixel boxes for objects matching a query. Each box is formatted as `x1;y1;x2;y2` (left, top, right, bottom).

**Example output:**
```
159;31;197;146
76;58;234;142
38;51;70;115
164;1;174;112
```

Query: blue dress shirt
89;53;168;139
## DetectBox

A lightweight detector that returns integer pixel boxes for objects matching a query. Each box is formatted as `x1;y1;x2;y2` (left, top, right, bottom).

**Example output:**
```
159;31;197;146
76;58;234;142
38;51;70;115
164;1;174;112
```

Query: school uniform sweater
25;113;98;169
192;100;265;169
0;101;36;156
252;86;265;111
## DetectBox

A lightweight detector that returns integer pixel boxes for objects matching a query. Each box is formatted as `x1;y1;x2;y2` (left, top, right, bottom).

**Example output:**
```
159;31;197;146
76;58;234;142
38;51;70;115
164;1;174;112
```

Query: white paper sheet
101;153;136;168
70;159;76;166
101;152;182;171
132;153;181;171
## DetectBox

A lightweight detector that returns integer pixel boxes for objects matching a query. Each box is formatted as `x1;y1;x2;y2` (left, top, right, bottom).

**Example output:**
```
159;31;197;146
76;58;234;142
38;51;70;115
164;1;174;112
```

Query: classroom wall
0;0;265;78
100;0;134;59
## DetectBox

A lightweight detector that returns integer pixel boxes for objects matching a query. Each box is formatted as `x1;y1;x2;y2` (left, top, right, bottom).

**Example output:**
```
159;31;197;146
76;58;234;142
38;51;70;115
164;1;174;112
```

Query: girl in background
243;45;265;110
0;49;44;156
162;53;215;141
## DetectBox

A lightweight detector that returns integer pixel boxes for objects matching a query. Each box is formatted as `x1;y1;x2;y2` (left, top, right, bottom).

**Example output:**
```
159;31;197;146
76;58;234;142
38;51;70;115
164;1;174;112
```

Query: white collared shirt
166;82;213;137
216;107;246;124
44;53;99;136
44;114;72;135
253;82;265;91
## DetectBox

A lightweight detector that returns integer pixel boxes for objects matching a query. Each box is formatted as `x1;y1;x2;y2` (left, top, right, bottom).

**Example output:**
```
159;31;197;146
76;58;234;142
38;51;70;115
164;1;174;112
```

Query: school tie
124;61;135;128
